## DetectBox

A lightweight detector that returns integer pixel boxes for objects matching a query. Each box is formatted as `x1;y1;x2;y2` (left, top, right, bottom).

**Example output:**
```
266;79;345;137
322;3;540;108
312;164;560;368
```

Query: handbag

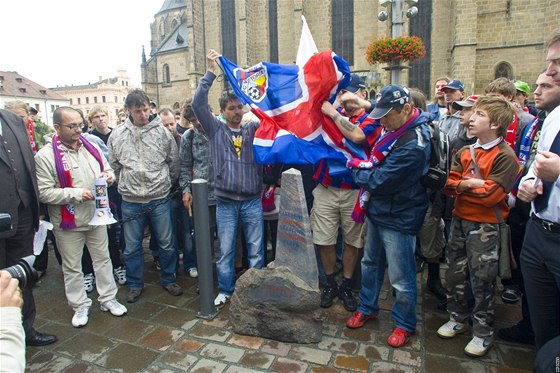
469;146;517;280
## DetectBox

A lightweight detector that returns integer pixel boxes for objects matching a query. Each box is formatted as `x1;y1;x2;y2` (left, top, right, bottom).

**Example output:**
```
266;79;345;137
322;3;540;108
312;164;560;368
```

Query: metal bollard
191;179;218;319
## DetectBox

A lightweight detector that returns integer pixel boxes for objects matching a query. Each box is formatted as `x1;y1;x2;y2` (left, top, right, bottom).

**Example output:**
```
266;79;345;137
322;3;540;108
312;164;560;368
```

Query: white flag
296;15;318;68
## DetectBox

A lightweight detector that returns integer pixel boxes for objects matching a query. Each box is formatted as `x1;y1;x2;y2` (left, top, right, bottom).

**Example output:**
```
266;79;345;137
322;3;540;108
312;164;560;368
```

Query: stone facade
142;0;559;109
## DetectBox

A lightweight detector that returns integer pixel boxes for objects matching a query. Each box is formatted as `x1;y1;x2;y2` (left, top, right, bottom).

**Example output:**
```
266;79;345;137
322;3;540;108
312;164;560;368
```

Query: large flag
219;51;367;168
296;15;318;68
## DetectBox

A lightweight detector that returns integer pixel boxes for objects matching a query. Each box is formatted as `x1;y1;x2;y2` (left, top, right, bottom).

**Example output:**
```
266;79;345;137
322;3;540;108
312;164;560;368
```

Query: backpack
395;122;450;191
422;123;450;190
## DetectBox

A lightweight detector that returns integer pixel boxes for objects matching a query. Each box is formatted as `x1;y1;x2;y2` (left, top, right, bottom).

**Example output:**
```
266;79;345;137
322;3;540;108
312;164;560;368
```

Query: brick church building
141;0;559;109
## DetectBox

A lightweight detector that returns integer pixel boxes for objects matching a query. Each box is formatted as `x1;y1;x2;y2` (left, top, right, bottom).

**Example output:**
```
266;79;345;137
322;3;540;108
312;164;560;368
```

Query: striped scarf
52;134;104;229
511;116;539;196
352;108;420;223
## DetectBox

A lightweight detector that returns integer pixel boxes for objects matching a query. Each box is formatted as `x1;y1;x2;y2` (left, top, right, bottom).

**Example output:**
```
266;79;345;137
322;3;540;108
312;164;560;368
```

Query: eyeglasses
59;123;83;131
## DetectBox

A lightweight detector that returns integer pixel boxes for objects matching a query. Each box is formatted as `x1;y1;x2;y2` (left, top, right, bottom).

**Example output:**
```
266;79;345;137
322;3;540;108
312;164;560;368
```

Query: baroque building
51;70;133;126
141;0;560;109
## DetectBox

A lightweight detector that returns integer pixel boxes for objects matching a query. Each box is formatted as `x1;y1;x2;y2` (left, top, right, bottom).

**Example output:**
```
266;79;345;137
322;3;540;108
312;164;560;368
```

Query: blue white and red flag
218;51;367;169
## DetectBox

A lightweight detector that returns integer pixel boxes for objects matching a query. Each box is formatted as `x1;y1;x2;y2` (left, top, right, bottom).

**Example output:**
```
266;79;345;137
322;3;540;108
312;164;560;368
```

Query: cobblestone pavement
25;245;536;372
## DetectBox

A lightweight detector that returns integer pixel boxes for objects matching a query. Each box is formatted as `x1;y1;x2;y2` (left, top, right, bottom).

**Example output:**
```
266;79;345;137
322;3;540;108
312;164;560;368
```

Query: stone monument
273;168;319;289
229;168;323;343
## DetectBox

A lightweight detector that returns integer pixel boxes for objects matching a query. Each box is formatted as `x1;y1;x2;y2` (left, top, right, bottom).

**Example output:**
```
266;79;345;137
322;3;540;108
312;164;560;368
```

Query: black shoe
501;286;521;304
498;323;535;345
126;288;143;303
320;283;339;308
26;332;57;347
339;286;357;312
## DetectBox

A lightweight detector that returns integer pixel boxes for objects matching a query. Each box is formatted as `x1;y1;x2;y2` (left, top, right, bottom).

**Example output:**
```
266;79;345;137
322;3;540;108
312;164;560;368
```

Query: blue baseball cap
345;74;366;93
370;85;411;119
443;79;465;91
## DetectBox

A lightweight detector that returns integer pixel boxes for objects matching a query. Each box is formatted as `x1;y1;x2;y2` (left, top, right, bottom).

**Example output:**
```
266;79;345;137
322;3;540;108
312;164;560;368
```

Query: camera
0;213;11;233
2;255;38;289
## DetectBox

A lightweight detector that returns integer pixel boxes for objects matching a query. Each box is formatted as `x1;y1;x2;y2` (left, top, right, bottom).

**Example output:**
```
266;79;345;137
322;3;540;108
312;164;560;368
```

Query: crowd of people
0;29;559;371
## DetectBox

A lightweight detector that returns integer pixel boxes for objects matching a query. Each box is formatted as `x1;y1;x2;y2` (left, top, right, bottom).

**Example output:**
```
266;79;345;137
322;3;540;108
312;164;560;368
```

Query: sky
1;0;163;88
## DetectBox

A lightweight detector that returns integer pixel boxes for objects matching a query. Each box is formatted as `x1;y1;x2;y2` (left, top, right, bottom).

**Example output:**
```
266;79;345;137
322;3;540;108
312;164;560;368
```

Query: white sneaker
113;266;127;285
188;267;199;278
437;319;468;339
83;273;95;293
464;336;493;357
72;306;90;328
100;299;127;316
214;293;230;308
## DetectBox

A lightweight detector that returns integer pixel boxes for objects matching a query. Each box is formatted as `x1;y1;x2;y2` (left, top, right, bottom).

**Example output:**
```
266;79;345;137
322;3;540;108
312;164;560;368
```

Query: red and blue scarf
351;108;421;223
52;134;104;229
511;116;539;196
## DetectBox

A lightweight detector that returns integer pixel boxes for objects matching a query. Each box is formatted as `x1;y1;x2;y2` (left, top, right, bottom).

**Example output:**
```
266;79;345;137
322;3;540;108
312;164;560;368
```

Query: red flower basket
366;35;426;65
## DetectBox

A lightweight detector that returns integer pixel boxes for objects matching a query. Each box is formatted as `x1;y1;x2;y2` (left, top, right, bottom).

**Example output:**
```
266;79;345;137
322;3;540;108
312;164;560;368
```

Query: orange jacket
444;141;520;223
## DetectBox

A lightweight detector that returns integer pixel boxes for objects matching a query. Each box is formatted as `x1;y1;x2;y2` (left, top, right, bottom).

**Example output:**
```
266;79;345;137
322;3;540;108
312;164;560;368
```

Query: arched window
494;62;513;80
173;102;180;110
163;64;170;84
171;19;178;30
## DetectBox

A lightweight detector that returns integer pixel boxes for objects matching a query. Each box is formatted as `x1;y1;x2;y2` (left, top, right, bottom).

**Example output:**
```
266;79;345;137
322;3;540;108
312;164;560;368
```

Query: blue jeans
216;197;264;295
357;219;417;332
172;197;196;270
121;198;177;289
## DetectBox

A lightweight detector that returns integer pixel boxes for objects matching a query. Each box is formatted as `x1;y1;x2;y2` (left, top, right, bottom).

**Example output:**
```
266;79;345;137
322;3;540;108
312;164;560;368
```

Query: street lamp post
378;0;419;85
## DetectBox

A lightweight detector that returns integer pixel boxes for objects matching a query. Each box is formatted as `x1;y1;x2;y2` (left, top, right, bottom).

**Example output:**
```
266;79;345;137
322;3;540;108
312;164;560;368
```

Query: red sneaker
346;311;378;329
388;327;412;348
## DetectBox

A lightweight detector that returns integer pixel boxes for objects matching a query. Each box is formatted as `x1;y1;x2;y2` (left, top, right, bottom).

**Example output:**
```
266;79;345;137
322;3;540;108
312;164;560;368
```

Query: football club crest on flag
219;51;365;170
237;64;268;102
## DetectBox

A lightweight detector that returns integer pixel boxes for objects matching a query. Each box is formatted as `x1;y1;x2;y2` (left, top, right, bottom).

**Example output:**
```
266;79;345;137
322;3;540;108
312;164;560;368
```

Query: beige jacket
35;140;114;231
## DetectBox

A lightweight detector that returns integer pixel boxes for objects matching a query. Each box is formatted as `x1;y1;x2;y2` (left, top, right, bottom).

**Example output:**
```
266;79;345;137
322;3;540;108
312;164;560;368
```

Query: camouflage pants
445;216;500;338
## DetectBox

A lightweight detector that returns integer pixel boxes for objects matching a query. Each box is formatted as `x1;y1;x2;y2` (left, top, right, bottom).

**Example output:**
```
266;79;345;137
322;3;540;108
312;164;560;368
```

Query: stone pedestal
230;268;323;343
228;168;323;343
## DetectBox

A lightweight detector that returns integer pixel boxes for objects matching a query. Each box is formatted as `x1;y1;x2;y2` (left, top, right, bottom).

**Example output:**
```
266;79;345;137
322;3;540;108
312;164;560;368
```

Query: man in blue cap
439;79;465;143
345;85;431;348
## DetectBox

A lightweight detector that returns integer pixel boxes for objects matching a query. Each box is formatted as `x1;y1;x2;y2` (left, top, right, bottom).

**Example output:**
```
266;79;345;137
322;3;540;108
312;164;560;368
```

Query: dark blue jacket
426;102;442;122
351;111;431;235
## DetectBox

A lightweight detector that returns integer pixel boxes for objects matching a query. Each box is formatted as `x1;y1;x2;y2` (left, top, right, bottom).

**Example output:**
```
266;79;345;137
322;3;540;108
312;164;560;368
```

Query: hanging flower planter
365;35;426;66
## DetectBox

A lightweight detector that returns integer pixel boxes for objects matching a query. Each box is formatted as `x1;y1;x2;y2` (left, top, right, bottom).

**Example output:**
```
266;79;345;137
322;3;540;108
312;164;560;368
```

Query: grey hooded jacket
108;115;179;203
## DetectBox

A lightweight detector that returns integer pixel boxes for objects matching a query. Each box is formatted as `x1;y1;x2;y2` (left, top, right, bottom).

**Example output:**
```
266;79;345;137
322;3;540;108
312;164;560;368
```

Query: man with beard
499;72;560;345
192;49;264;308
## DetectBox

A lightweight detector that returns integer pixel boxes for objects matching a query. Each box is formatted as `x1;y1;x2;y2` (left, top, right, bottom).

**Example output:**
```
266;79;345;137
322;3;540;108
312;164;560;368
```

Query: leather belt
532;213;560;233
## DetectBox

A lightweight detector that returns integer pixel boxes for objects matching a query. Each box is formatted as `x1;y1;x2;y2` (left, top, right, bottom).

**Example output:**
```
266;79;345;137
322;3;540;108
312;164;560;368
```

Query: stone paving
25;244;536;372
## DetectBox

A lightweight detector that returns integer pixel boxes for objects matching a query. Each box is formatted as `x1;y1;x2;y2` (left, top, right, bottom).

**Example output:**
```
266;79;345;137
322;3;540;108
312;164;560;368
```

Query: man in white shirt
517;29;560;353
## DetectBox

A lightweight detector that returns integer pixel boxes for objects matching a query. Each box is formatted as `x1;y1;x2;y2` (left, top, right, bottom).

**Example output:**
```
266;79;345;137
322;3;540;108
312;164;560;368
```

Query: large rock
229;267;323;343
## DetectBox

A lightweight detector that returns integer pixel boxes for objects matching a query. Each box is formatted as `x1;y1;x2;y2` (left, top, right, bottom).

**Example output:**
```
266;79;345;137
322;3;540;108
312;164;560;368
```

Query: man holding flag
192;49;264;309
312;74;381;312
346;85;431;348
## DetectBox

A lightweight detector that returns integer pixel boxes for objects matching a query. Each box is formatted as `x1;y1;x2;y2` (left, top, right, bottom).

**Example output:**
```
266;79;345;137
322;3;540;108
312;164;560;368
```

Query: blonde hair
88;105;109;122
472;96;515;138
4;100;29;113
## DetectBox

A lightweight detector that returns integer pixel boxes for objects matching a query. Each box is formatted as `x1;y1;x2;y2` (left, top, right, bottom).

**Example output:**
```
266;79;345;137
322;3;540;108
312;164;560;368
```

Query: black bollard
192;179;218;319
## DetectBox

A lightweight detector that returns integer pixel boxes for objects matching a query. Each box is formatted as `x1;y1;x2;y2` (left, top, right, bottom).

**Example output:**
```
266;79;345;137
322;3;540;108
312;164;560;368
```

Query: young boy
437;96;520;357
485;77;535;149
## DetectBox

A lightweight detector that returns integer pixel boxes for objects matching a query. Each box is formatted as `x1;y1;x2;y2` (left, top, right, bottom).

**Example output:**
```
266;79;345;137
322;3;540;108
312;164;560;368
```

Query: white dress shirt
521;105;560;223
